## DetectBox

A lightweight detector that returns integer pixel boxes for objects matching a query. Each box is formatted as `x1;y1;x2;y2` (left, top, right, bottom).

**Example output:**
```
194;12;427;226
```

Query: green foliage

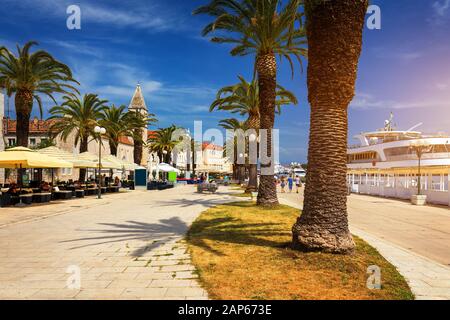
0;41;79;117
193;0;307;77
211;75;299;119
48;93;108;147
148;125;180;163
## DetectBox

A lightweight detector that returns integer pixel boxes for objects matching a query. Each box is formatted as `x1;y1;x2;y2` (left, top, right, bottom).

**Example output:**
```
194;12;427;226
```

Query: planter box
411;195;427;206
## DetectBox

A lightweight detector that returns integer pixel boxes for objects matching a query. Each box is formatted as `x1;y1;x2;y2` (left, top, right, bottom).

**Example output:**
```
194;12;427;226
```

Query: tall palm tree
0;41;78;147
194;0;307;206
292;0;368;254
148;126;179;164
48;94;108;181
219;118;248;183
99;105;138;156
211;76;298;191
130;112;157;166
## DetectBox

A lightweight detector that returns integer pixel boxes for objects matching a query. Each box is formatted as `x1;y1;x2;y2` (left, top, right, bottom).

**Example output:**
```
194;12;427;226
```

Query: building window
30;138;36;146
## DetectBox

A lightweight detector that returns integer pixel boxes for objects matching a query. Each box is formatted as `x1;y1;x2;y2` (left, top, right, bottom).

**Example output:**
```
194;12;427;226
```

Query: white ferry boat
347;114;450;207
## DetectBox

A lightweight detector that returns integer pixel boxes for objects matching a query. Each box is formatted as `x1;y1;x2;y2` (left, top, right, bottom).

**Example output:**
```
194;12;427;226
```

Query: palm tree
0;41;78;147
99;105;138;156
292;0;368;254
48;94;108;181
211;76;298;191
194;0;307;206
130;112;157;166
148;126;179;164
219;118;248;183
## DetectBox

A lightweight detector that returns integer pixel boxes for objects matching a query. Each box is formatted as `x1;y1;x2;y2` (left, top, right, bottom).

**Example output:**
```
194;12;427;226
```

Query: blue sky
1;0;449;163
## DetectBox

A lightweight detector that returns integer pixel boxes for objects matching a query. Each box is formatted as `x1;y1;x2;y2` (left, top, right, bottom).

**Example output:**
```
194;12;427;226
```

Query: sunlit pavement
0;186;238;300
2;185;449;300
278;188;450;300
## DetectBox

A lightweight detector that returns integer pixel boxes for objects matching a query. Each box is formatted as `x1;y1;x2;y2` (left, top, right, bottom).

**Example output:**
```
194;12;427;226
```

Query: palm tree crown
48;93;108;150
211;75;298;123
194;0;307;76
148;125;180;163
99;105;148;156
0;41;78;147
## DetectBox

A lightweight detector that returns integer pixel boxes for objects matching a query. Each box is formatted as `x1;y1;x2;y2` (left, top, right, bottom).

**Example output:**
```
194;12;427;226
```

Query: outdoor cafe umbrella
0;147;73;189
38;146;95;168
0;147;73;169
77;152;122;170
157;163;180;173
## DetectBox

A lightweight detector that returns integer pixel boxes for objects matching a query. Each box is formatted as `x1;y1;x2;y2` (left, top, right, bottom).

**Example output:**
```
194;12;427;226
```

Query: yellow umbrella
0;147;73;169
38;146;95;168
77;152;122;169
103;155;142;171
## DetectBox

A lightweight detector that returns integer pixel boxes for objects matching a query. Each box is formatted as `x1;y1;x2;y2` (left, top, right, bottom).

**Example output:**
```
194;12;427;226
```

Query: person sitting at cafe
7;183;19;195
73;180;83;190
40;181;51;192
114;176;121;187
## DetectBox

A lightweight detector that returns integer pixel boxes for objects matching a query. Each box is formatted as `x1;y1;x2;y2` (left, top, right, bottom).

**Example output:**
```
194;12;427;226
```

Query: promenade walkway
0;186;237;299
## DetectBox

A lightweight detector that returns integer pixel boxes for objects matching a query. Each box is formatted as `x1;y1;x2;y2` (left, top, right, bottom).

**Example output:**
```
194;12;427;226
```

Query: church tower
129;84;149;166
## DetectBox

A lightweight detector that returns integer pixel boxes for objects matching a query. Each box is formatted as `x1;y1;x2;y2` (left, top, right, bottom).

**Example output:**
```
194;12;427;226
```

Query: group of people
278;175;303;193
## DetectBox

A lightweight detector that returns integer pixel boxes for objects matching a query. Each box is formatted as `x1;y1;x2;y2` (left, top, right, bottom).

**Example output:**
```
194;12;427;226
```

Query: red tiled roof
147;130;157;140
202;142;223;151
2;117;58;134
118;136;134;146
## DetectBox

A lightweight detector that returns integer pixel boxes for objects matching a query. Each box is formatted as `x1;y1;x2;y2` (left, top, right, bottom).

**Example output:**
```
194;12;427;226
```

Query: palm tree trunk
256;52;278;206
133;129;143;165
109;141;118;156
15;89;33;186
79;136;89;181
15;89;33;147
292;0;368;254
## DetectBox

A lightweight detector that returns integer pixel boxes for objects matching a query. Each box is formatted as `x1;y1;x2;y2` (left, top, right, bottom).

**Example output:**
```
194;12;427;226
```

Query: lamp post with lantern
94;126;106;199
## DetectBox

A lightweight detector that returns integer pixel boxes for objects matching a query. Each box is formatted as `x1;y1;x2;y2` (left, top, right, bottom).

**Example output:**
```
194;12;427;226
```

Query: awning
77;152;122;169
103;155;143;171
156;163;180;173
0;147;73;169
38;146;94;168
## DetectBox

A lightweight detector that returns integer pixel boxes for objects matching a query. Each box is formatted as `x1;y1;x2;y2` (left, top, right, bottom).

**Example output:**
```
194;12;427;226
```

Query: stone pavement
279;190;450;300
0;186;238;300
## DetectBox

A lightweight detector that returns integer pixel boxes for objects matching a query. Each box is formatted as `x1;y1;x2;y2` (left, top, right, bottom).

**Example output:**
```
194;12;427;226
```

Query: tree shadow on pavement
150;197;236;208
60;217;189;257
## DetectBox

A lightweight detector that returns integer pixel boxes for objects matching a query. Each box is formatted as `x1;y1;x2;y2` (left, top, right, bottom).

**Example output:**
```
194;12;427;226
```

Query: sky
1;0;449;163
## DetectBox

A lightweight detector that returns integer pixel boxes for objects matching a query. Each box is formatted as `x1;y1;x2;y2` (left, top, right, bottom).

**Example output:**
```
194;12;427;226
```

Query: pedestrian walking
288;176;294;193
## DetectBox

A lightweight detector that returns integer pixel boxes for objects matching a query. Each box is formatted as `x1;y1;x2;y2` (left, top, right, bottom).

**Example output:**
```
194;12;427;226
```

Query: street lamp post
95;126;106;199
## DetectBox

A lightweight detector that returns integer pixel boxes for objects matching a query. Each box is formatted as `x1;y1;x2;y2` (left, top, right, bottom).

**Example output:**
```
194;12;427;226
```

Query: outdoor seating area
147;181;175;191
0;181;125;207
0;147;133;208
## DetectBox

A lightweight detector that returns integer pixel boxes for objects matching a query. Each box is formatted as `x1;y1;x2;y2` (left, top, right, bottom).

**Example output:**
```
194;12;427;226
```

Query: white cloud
373;48;423;63
430;0;450;25
433;0;450;16
351;92;450;110
3;0;183;32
